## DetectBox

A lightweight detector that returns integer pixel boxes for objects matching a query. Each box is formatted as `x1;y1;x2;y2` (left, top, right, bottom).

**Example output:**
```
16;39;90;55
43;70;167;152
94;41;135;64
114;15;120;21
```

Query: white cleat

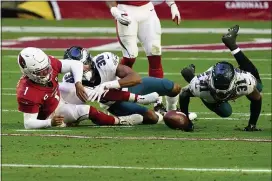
188;112;198;121
137;92;160;105
118;114;143;125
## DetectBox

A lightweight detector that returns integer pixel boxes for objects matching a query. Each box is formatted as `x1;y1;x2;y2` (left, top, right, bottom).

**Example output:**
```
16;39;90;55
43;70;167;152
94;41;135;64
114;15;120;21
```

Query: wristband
231;48;241;55
105;80;121;89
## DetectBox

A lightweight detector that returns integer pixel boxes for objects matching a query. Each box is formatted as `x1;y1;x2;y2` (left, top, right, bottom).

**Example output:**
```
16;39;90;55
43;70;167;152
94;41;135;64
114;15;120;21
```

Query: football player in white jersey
180;25;263;131
61;46;181;125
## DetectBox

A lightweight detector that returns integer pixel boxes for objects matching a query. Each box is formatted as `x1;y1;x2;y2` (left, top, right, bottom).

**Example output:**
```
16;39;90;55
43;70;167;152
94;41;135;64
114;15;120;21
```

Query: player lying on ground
61;46;181;124
106;1;181;111
16;47;144;129
180;25;263;131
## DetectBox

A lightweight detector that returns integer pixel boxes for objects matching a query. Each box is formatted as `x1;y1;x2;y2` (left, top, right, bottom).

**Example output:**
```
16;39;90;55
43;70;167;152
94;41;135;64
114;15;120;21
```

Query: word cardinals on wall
2;1;271;21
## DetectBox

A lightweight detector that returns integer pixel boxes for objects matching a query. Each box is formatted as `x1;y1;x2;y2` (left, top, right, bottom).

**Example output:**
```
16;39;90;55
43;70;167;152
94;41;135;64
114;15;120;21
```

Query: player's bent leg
55;100;120;126
138;6;162;78
128;77;180;96
108;102;161;124
116;19;138;68
202;100;232;118
128;77;181;111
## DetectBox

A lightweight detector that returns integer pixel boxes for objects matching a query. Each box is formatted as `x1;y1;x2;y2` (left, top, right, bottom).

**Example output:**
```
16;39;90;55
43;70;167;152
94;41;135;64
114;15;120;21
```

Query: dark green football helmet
209;61;236;100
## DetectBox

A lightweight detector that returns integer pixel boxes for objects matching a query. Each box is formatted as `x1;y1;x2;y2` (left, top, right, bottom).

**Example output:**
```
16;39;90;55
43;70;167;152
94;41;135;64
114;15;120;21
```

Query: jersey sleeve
189;77;201;97
17;97;40;113
49;56;62;73
62;72;75;83
94;52;119;81
236;72;257;96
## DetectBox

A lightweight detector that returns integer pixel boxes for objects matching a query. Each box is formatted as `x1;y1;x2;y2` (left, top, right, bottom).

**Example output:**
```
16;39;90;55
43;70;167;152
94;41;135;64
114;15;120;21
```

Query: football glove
166;1;181;25
243;124;262;131
110;7;131;26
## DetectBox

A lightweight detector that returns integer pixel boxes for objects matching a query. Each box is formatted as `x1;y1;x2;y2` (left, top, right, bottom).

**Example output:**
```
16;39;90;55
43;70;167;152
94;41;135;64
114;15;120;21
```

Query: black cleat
222;25;240;51
181;64;196;83
154;103;167;116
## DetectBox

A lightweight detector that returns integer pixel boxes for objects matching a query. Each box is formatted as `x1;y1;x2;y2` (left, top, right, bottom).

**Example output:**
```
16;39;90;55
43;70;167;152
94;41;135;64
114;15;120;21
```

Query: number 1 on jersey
24;87;29;95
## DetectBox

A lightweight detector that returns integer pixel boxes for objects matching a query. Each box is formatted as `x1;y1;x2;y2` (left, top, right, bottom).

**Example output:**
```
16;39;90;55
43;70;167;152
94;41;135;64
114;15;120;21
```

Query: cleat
154;103;167;116
181;64;196;83
118;114;143;125
137;92;159;105
222;25;240;50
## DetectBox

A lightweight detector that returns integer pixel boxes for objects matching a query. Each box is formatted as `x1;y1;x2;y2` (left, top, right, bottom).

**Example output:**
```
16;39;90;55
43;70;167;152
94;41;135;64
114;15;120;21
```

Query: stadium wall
2;1;271;21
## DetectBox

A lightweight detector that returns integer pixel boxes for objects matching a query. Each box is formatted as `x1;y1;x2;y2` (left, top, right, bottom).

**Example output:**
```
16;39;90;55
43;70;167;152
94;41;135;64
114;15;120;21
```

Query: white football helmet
18;47;52;85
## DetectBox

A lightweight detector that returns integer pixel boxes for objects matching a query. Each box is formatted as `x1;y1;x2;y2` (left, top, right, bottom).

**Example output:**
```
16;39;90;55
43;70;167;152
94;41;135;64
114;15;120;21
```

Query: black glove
184;121;194;132
244;124;262;131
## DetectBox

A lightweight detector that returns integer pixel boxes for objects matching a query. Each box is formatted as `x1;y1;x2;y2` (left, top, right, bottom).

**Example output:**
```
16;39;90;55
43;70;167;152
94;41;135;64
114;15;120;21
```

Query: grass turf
1;19;271;181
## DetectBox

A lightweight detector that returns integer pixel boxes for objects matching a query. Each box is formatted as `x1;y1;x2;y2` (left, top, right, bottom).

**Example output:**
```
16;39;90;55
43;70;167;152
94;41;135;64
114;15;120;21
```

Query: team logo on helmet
18;54;27;68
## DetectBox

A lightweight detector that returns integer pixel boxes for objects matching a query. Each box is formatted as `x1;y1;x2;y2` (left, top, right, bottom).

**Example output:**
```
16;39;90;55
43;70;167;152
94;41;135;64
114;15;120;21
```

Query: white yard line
3;55;271;62
1;92;272;96
15;129;71;132
2;109;271;116
3;27;271;34
1;133;271;142
1;163;271;173
1;71;272;80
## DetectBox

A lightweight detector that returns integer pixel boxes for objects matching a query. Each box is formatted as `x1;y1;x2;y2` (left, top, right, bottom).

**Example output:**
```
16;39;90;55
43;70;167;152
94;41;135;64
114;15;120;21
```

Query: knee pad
161;79;178;96
216;103;232;118
144;40;161;56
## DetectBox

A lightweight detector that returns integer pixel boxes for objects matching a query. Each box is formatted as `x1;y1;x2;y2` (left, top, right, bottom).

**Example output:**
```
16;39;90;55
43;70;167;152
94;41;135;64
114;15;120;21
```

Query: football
163;110;190;130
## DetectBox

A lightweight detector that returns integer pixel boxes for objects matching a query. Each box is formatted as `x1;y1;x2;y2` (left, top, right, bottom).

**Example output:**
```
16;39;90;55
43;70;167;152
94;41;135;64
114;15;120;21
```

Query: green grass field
1;19;271;181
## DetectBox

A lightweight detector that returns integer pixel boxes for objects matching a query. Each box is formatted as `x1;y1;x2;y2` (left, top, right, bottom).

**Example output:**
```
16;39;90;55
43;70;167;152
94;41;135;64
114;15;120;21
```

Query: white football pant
117;2;162;58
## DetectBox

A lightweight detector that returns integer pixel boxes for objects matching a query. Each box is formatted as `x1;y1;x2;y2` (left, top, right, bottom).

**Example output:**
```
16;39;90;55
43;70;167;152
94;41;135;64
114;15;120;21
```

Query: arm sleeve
18;98;40;113
60;60;83;83
24;113;52;129
248;97;262;126
179;85;194;116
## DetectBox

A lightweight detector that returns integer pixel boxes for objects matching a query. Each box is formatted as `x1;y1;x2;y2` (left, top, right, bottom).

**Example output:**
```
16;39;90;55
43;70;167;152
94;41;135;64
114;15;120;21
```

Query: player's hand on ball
110;7;131;26
51;115;65;127
244;124;262;131
75;82;88;102
170;4;181;25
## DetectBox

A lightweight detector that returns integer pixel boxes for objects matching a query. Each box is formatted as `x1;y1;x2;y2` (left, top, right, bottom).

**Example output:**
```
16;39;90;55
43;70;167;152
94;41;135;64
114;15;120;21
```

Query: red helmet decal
18;54;27;68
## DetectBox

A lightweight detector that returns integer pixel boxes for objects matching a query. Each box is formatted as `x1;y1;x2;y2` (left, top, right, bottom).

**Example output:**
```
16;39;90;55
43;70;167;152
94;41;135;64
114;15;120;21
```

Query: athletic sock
121;57;136;68
102;89;138;102
166;95;179;111
147;55;163;78
89;106;118;125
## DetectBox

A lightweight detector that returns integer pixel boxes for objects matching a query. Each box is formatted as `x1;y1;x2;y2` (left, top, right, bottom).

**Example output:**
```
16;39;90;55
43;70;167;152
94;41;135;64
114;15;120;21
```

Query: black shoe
154;103;167;116
222;25;240;51
181;64;195;83
243;124;262;131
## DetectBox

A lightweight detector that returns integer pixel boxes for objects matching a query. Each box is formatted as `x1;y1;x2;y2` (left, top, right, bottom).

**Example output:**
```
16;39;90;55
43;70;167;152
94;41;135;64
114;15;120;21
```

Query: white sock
155;112;163;124
166;95;179;111
154;96;163;107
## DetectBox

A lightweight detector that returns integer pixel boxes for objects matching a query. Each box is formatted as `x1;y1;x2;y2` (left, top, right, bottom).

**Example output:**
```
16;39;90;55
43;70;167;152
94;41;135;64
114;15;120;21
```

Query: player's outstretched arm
24;113;64;129
115;64;142;87
245;88;262;131
166;0;181;25
179;86;194;116
60;59;88;102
